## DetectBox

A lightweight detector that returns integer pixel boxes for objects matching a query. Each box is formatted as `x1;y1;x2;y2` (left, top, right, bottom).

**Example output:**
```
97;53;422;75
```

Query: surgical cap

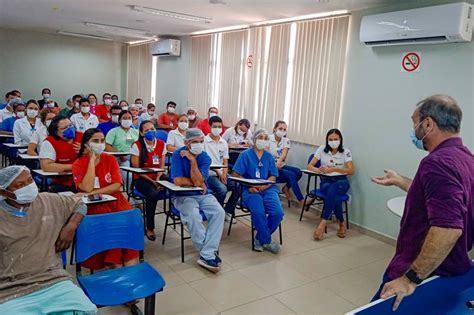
252;128;268;143
0;166;28;190
185;128;204;141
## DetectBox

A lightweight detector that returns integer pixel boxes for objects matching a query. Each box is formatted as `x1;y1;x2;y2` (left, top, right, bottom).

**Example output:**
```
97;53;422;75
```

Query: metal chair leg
180;222;185;263
162;213;169;245
299;195;309;221
144;294;156;315
251;219;255;251
279;224;283;245
227;210;235;236
345;201;349;229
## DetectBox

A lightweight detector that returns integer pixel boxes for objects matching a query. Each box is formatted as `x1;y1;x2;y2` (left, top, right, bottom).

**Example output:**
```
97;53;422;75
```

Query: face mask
90;101;96;106
237;128;246;136
209;112;218;118
211;127;222;136
74;102;80;108
81;106;90;114
47;102;55;108
63;127;76;140
148;110;155;116
178;122;188;131
136;102;143;105
104;99;112;106
122;106;129;111
112;99;118;105
26;109;38;118
256;139;269;150
188;114;196;121
43;93;50;99
89;142;105;155
410;119;431;151
275;130;286;138
121;119;132;128
144;130;156;141
45;120;52;127
111;115;119;123
16;112;25;118
328;140;340;149
190;143;204;155
167;107;176;114
8;182;39;206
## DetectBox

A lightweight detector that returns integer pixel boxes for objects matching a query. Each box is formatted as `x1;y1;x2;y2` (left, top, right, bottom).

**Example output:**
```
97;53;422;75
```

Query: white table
210;164;227;170
302;169;344;177
156;180;203;192
227;176;275;185
120;166;165;174
32;169;73;191
19;153;40;160
3;143;28;149
58;191;118;205
104;151;131;157
387;196;406;217
0;134;14;138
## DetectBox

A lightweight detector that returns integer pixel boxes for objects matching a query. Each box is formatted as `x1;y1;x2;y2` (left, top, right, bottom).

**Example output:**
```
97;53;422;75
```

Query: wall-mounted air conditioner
151;39;181;56
360;2;473;47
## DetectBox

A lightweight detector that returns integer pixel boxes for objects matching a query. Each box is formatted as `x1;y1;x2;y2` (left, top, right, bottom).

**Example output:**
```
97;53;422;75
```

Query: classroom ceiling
0;0;413;42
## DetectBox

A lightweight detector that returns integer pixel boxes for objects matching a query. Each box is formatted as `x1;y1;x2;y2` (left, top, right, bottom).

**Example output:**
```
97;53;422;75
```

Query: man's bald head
415;95;462;134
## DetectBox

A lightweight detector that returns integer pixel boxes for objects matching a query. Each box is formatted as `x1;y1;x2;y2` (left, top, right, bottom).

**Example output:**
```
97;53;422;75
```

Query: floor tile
221;296;296;315
154;283;217;314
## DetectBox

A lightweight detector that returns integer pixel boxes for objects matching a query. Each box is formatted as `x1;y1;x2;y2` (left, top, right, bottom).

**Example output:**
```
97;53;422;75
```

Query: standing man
38;88;59;110
371;95;473;311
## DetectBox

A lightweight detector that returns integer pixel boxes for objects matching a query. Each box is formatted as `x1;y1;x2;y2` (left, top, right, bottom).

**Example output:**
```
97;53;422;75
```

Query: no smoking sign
401;52;421;72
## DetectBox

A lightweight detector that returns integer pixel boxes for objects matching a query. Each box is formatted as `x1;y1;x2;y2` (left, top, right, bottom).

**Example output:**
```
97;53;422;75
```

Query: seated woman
268;121;304;207
39;116;82;192
72;128;139;270
129;104;140;129
130;120;166;241
13;99;43;153
105;110;139;164
166;114;188;153
27;109;57;156
0;99;25;135
222;118;253;148
232;129;284;254
119;100;129;112
307;128;354;241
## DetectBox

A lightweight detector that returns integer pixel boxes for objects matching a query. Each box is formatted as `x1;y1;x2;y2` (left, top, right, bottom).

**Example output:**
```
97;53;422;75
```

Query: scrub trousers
135;178;167;230
206;175;240;214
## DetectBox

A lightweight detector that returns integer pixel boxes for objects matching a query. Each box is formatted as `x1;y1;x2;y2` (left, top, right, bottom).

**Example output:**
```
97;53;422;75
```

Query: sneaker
214;253;222;265
253;239;264;252
262;241;281;254
197;256;220;273
225;213;237;224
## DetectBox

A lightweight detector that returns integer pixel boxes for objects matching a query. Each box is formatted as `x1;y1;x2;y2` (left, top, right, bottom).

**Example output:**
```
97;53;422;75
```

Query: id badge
152;155;160;165
255;168;261;179
94;176;100;189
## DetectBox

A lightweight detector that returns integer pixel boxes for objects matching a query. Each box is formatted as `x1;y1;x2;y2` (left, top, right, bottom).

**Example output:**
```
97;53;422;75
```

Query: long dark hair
78;128;103;158
234;119;250;133
324;128;344;153
138;120;153;167
48;116;69;140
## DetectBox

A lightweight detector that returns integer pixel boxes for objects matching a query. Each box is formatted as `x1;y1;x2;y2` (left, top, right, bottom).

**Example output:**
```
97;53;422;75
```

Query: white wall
154;36;191;113
0;28;127;106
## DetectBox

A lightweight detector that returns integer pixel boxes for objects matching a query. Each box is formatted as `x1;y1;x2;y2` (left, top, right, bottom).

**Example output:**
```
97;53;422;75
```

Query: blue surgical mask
144;130;156;141
410;119;431;151
63;127;76;140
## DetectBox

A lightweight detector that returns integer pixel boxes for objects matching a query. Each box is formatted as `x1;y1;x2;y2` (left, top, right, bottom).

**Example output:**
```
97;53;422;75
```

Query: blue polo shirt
171;146;211;195
0;116;17;132
97;122;119;136
232;148;279;193
0;102;7;110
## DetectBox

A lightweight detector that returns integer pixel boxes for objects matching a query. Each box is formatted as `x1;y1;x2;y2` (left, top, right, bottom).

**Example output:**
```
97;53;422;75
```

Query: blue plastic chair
74;209;166;314
299;154;350;228
155;130;168;143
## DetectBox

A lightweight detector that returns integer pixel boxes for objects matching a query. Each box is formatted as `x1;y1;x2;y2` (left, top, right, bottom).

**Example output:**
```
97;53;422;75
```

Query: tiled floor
76;201;395;315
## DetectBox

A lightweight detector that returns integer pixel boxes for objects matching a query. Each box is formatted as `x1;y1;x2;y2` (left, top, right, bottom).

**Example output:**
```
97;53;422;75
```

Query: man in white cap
0;166;96;314
171;128;225;272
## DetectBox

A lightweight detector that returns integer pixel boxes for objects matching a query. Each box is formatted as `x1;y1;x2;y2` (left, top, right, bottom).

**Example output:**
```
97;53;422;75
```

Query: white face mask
256;139;269;150
16;112;25;118
47;102;55;108
167;107;176;114
237;128;246;136
121;119;133;128
188;114;196;121
45;120;52;127
104;99;112;106
89;142;105;155
178;122;188;131
43;93;50;99
74;102;80;108
26;109;38;118
112;99;118;105
211;127;222;136
328;140;340;149
9;182;39;205
122;106;129;111
209;112;218;118
275;130;286;138
90;101;96;106
190;143;204;155
111;115;119;123
148;110;155;116
81;106;90;114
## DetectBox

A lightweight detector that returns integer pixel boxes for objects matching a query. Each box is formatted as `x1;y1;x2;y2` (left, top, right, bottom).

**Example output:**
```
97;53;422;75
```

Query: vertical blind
288;16;349;144
188;35;213;115
127;43;152;104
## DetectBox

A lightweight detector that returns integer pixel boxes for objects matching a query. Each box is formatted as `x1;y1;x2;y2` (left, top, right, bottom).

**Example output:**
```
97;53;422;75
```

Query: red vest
45;135;79;186
134;139;165;180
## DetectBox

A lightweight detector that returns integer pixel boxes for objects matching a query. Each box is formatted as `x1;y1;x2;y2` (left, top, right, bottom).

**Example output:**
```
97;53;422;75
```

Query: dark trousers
320;177;350;222
135;178;166;230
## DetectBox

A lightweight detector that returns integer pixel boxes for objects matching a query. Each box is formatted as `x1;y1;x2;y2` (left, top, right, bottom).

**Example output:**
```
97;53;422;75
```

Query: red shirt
133;139;165;180
95;104;111;122
197;118;211;135
158;112;178;129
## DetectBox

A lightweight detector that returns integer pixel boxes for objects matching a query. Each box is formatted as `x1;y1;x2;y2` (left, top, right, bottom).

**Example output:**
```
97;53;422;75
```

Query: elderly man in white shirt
204;115;239;223
70;98;99;133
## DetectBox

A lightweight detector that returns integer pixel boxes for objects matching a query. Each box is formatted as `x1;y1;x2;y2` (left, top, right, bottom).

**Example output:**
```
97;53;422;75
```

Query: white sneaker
225;213;237;224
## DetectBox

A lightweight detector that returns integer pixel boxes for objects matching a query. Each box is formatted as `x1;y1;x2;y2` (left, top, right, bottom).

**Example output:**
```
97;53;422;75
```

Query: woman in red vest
130;120;166;241
39;116;82;192
72;128;138;270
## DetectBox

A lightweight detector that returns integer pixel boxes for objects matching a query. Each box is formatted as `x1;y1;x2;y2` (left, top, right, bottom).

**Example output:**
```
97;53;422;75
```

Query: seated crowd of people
0;88;355;313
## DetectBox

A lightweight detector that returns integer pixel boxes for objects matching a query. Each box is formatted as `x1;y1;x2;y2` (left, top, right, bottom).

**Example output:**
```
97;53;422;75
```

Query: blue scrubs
97;121;119;136
232;148;284;245
0;116;17;132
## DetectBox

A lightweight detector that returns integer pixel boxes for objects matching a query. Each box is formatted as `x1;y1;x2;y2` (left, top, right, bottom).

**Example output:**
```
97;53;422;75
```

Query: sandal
313;226;325;241
146;230;156;241
337;225;347;238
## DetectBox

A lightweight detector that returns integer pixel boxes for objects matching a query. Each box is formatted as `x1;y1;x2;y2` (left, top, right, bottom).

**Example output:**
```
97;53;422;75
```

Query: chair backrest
307;153;321;168
75;209;144;263
155;130;168;143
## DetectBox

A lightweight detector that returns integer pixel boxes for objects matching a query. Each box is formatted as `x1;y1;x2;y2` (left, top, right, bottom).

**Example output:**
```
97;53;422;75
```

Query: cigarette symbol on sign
402;52;420;72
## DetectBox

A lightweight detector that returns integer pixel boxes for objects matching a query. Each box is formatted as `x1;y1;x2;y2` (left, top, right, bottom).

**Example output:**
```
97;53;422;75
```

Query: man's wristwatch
405;269;423;285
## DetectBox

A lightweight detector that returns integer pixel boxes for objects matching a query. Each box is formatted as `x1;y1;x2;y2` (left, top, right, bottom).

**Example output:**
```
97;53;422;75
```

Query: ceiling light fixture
84;22;157;39
131;5;213;24
127;38;159;45
191;24;250;35
254;10;349;26
57;31;113;41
